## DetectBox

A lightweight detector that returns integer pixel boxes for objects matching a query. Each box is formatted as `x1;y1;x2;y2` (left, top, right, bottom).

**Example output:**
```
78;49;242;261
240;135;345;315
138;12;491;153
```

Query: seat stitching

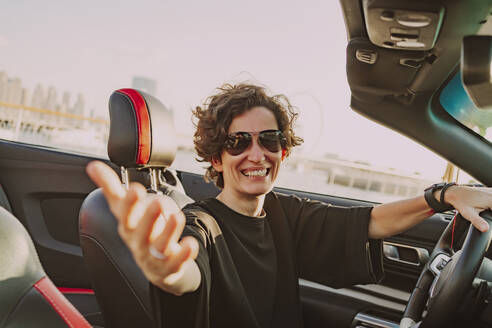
34;279;75;328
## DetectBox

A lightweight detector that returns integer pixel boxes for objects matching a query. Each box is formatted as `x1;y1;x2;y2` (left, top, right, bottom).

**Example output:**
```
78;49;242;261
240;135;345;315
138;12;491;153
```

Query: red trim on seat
58;287;95;295
34;277;91;328
117;88;151;165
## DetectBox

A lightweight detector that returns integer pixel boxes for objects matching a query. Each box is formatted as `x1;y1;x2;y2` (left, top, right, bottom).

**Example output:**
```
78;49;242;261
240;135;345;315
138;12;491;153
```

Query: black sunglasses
224;129;287;156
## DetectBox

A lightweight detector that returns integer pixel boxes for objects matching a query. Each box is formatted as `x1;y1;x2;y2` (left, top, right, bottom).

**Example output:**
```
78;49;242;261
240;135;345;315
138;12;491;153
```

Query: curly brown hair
193;83;303;188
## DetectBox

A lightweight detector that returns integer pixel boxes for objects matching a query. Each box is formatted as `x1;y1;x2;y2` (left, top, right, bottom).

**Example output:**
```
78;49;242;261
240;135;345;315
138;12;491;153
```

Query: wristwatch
424;182;456;213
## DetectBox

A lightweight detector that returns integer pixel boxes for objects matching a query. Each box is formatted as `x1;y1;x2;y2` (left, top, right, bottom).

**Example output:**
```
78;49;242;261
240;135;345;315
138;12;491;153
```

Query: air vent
356;49;378;64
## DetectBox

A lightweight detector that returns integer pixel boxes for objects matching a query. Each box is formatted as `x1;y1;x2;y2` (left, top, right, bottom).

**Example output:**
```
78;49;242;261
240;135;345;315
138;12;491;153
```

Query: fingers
148;196;182;242
460;207;490;232
473;215;489;233
121;194;187;265
144;235;199;289
86;161;125;202
181;236;199;261
152;211;186;255
446;186;491;232
123;182;148;228
131;197;163;250
163;236;199;274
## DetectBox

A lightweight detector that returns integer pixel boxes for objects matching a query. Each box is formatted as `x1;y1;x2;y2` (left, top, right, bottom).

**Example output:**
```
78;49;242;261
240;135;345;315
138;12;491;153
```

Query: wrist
440;183;458;205
424;182;456;213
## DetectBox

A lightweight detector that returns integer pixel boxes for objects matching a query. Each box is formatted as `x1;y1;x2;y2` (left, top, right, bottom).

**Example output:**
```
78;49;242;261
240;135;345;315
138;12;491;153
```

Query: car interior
1;0;492;327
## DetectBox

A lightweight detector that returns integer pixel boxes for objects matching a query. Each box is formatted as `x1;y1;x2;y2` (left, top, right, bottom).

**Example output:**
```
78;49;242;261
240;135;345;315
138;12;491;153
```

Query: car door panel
0;139;102;288
300;281;405;328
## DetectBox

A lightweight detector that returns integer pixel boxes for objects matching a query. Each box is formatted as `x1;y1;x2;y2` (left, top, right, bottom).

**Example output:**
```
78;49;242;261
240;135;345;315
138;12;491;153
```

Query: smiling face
212;106;283;200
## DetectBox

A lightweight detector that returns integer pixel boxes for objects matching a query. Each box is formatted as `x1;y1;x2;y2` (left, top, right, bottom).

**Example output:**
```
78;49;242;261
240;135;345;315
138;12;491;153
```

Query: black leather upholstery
79;190;153;328
0;207;91;328
107;91;141;166
5;288;70;327
108;89;176;168
79;89;193;328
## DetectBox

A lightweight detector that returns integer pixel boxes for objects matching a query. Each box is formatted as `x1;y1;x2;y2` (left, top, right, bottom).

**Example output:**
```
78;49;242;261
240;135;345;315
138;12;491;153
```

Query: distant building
6;78;22;105
132;76;157;96
61;91;70;111
69;93;85;128
31;84;45;109
21;88;29;106
0;72;9;123
71;94;84;115
31;84;45;122
0;71;7;102
45;86;57;111
2;78;22;121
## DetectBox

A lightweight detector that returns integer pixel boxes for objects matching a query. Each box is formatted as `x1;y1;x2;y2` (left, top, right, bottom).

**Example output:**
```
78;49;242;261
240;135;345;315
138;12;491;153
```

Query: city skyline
0;65;449;180
0;70;88;121
0;72;469;201
0;0;450;181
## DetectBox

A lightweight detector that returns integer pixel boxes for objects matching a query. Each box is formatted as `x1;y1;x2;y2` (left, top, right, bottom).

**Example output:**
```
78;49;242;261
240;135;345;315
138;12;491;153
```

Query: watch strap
424;183;454;213
440;182;456;205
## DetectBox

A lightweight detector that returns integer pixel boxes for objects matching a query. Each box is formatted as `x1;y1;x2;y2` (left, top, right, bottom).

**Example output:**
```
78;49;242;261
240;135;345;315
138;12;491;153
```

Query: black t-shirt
204;199;277;328
151;192;384;328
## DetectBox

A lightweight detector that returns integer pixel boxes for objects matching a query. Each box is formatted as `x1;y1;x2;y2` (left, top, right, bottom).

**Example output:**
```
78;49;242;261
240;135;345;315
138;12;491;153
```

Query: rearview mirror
461;35;492;110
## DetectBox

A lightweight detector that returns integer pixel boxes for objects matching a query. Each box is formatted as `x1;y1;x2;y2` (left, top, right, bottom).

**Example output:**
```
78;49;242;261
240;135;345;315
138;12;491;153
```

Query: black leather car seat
0;206;91;328
79;89;193;328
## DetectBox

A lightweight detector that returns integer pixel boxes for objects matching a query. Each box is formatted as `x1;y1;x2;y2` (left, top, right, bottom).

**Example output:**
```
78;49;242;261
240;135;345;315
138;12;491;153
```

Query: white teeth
244;169;267;177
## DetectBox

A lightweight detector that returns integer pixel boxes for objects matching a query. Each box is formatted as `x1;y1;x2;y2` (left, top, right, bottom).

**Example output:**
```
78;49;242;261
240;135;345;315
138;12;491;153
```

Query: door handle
383;242;429;266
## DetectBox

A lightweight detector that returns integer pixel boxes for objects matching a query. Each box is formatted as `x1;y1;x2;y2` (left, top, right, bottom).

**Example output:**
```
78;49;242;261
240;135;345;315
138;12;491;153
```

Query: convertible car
1;0;492;327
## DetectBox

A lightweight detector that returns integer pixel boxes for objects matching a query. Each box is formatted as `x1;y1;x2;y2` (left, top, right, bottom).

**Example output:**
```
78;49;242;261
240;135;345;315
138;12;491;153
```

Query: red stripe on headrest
34;277;91;328
116;89;151;165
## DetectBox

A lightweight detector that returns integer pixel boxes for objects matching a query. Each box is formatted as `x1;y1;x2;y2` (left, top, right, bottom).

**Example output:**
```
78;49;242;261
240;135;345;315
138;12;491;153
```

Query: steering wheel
400;211;492;328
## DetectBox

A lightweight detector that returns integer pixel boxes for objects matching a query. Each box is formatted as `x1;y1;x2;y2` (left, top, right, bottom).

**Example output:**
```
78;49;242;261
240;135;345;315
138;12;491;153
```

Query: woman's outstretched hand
86;161;201;295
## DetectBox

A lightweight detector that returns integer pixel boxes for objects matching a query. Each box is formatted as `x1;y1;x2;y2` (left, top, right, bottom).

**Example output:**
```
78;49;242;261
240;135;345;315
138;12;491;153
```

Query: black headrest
0;207;45;323
108;89;177;168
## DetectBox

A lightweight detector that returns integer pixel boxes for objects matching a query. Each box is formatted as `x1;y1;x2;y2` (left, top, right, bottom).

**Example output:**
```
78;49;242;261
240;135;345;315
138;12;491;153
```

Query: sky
0;0;449;179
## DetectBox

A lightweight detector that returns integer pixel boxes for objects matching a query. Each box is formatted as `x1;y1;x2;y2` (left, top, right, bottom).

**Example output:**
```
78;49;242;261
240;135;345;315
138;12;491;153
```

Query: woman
87;84;491;328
